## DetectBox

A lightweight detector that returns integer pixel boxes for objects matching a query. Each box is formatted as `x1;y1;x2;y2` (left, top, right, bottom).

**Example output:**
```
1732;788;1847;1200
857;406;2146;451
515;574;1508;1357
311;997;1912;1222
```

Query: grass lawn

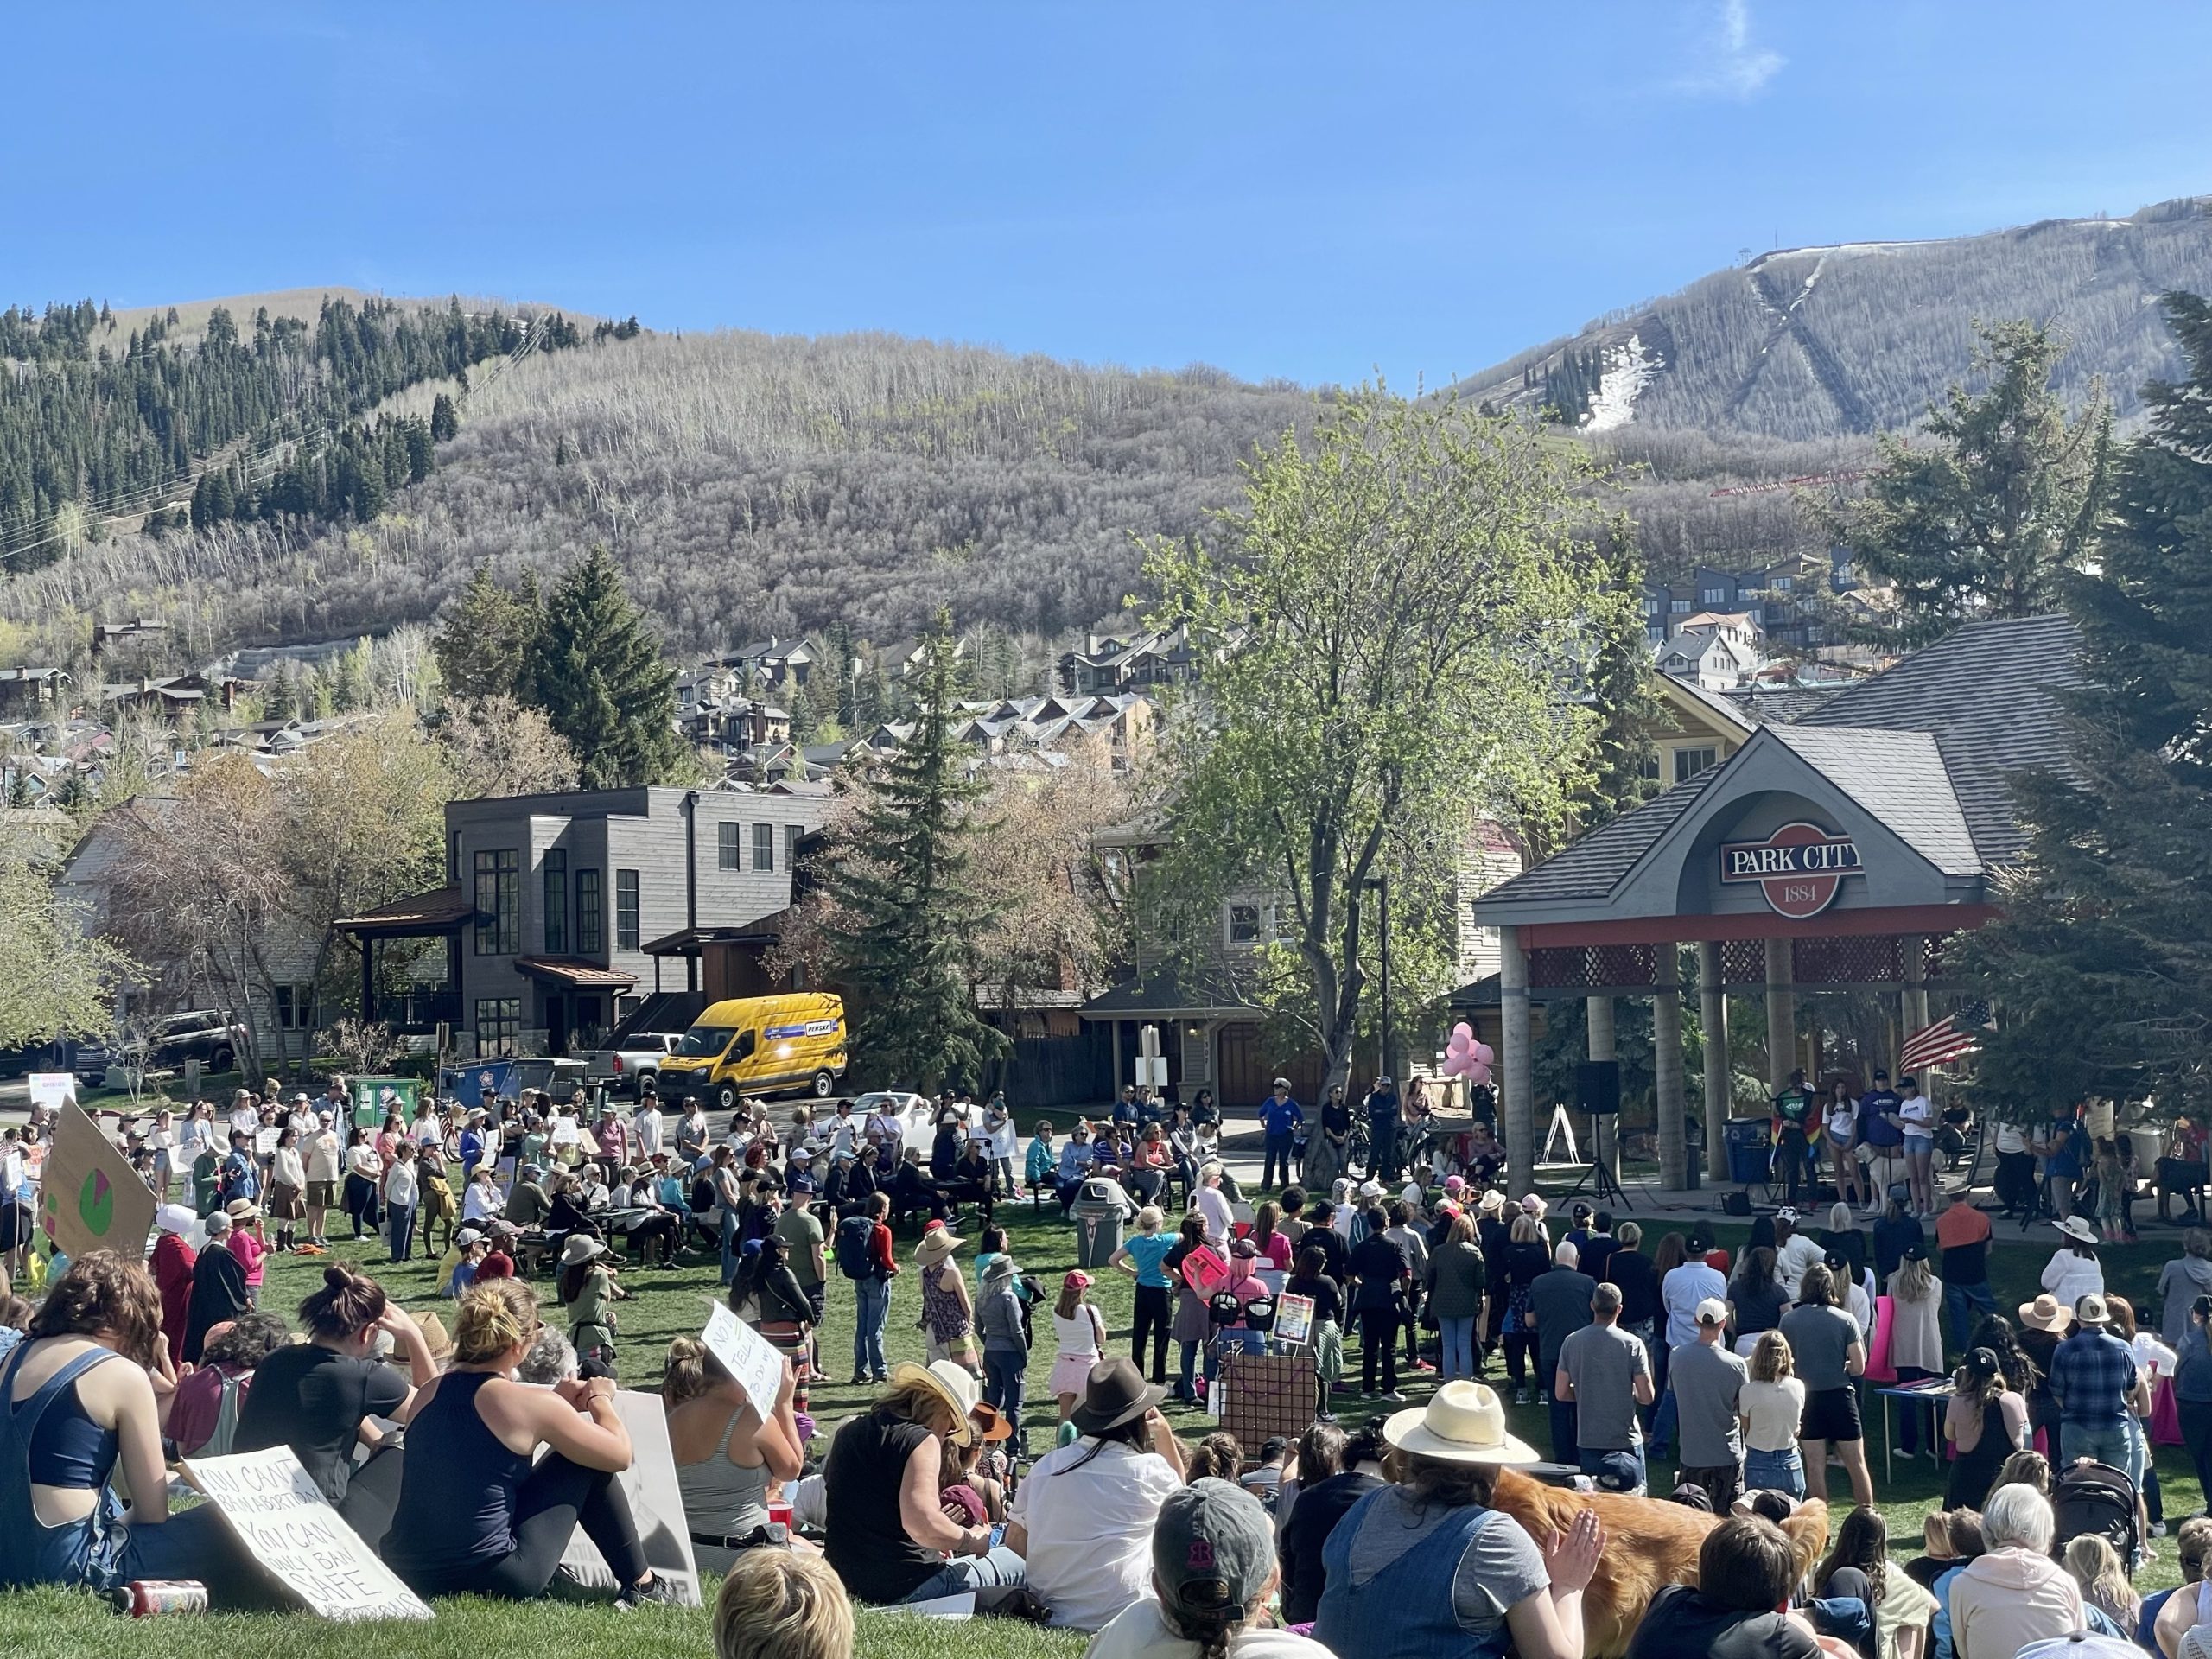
1;1184;2199;1643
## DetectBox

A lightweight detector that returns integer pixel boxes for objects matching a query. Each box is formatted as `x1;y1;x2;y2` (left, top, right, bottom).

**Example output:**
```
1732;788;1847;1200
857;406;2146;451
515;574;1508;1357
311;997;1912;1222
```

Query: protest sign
255;1126;282;1158
39;1103;156;1263
26;1072;76;1112
182;1446;431;1620
1275;1291;1315;1345
556;1389;702;1605
703;1300;785;1421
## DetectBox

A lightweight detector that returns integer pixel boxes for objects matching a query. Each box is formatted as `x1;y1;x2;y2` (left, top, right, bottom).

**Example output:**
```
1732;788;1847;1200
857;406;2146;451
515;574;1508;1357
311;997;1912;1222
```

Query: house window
543;849;567;955
577;868;602;957
274;983;319;1030
475;997;521;1058
1642;597;1662;617
1701;588;1728;607
1774;575;1794;592
785;823;801;871
474;849;519;956
1226;903;1262;945
1670;599;1691;614
1674;746;1719;783
753;822;775;873
718;821;741;870
615;868;639;950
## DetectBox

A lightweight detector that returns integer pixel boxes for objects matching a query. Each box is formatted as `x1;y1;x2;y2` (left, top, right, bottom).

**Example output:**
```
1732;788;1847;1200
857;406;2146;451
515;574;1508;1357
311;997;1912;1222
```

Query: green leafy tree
1955;294;2212;1112
433;562;541;702
1821;320;2113;648
1142;387;1625;1104
819;610;1007;1090
526;545;687;787
0;846;135;1047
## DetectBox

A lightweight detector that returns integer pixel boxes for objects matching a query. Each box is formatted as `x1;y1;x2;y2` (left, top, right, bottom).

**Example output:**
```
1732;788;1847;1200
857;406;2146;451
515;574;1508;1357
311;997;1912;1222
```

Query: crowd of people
11;1071;2212;1659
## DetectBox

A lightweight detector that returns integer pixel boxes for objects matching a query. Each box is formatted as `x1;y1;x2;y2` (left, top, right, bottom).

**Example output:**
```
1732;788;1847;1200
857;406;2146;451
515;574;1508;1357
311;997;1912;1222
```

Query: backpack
835;1214;879;1281
2052;1459;2139;1566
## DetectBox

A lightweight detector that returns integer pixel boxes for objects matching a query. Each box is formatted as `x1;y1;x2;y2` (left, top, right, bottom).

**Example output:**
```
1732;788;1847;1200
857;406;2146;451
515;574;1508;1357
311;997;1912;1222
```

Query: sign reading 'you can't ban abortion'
1719;821;1863;918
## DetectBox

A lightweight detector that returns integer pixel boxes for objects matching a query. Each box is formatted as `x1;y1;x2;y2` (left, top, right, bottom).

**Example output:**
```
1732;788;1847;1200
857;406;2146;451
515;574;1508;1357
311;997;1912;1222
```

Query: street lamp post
1367;871;1392;1083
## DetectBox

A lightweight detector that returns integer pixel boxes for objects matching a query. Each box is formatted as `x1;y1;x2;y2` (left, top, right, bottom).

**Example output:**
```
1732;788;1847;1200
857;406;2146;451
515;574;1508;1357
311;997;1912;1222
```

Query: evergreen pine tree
821;609;1007;1090
433;562;539;702
826;621;859;727
785;678;819;744
1575;525;1662;831
429;392;460;442
1956;293;2212;1109
1821;320;2113;648
524;545;687;787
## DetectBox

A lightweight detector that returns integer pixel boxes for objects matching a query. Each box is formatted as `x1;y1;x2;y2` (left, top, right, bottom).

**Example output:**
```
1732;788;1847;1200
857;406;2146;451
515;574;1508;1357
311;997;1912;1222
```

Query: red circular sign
1756;821;1844;918
1719;820;1862;919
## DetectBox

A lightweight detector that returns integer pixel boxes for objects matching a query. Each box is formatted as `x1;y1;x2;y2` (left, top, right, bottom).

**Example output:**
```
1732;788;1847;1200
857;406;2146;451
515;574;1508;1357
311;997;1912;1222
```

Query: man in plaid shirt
2049;1292;2145;1475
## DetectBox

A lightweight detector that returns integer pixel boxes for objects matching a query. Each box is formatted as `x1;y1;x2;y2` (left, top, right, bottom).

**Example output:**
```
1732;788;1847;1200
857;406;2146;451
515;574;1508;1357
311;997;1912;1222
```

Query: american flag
1899;1001;1993;1074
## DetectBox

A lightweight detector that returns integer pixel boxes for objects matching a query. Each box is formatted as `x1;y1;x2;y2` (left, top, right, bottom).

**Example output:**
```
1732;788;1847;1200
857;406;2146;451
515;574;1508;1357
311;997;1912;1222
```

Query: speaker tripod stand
1554;1109;1626;1207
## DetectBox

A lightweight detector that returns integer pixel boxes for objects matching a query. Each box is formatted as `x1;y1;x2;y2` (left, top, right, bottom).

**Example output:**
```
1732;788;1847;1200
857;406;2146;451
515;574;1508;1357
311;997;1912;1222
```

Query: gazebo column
1502;925;1534;1186
1764;937;1796;1091
1903;933;1929;1041
1697;940;1729;1156
1653;944;1687;1189
1586;994;1616;1181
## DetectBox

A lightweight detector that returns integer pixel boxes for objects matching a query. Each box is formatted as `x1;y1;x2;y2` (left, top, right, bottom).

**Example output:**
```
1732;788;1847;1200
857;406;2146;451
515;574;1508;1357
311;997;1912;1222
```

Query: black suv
73;1010;248;1084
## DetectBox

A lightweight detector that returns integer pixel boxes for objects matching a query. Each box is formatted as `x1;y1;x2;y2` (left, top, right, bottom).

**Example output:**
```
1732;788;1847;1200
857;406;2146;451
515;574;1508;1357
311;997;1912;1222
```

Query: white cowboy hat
890;1359;982;1447
2052;1215;2099;1245
1382;1381;1539;1466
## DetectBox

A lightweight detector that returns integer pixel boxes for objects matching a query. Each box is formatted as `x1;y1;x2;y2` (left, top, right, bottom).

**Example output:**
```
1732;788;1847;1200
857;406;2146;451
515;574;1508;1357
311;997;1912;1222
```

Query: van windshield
672;1024;738;1058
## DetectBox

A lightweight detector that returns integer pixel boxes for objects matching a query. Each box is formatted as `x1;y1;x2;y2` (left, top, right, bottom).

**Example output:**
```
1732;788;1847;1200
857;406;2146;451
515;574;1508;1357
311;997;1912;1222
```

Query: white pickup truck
581;1033;685;1098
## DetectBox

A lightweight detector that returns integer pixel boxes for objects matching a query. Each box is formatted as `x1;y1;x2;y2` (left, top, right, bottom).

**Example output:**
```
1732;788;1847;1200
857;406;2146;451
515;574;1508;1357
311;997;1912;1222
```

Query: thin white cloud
1675;0;1785;99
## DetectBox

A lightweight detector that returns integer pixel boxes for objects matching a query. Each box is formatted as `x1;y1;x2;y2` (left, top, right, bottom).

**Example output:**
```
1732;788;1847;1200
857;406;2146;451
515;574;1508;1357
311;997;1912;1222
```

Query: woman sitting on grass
385;1278;675;1606
232;1262;438;1556
663;1335;806;1574
0;1251;268;1603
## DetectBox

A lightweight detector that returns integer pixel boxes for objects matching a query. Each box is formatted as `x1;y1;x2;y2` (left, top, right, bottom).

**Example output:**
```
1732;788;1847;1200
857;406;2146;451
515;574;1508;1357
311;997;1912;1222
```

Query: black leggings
404;1452;648;1600
2183;1397;2212;1510
1503;1329;1536;1387
1132;1283;1172;1382
336;1445;406;1559
1358;1308;1400;1393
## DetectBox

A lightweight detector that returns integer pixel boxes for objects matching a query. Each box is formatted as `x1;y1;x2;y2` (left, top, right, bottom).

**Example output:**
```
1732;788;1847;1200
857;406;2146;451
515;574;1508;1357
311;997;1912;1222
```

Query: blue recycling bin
1724;1118;1774;1185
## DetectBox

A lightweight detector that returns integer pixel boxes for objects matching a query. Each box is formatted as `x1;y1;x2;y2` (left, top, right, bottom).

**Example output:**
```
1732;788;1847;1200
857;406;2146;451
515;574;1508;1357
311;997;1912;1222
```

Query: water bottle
108;1580;209;1617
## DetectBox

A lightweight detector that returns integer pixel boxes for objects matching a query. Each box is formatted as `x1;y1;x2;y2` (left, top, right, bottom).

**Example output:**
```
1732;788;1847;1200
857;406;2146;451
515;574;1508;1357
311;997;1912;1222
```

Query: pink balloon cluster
1440;1022;1494;1085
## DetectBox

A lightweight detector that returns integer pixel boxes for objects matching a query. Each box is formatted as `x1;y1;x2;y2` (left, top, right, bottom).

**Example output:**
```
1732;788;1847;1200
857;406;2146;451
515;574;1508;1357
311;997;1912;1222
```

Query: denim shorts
1745;1445;1805;1497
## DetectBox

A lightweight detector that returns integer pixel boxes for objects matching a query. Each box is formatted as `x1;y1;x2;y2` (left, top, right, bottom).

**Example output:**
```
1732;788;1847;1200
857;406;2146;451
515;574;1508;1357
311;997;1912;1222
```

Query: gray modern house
339;785;827;1057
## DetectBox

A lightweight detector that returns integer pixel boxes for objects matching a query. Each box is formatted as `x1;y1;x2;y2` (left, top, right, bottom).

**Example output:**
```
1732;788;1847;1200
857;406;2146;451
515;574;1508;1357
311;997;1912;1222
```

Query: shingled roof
1795;613;2080;863
1478;613;2079;912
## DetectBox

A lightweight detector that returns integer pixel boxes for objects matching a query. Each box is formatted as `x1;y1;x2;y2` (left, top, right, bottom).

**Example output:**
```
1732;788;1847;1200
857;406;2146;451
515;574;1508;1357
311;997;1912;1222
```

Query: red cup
768;1501;794;1529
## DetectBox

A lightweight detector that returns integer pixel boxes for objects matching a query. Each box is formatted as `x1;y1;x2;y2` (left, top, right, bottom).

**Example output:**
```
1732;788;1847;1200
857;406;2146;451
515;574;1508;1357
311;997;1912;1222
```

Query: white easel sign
183;1446;432;1621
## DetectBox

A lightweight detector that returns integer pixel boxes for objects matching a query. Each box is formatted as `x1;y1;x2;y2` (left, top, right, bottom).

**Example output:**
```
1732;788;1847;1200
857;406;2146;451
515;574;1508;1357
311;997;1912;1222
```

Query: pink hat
1443;1175;1465;1193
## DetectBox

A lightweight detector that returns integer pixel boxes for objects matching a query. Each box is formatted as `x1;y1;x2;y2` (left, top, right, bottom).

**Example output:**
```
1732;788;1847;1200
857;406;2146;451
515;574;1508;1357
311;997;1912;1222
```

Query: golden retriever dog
1489;1468;1831;1659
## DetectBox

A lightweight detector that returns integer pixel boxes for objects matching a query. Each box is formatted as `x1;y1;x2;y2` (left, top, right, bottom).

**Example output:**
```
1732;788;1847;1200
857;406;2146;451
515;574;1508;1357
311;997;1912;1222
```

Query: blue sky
8;2;2211;386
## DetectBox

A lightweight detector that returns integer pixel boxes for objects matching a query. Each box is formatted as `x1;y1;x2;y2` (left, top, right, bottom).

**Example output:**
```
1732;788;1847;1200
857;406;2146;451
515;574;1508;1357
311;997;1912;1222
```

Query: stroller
2052;1459;2143;1570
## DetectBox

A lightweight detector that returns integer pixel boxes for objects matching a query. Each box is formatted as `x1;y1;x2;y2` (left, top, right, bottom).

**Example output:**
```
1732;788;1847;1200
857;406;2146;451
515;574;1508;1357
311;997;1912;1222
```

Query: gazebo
1469;615;2080;1187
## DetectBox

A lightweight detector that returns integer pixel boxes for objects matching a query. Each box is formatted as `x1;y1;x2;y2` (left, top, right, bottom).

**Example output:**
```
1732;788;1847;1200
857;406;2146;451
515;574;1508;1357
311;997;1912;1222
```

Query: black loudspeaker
1575;1060;1621;1116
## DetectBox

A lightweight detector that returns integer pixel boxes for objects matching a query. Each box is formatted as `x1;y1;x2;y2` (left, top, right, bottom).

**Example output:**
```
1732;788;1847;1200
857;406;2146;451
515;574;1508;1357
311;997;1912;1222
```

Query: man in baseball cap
1094;1478;1299;1656
1666;1294;1747;1510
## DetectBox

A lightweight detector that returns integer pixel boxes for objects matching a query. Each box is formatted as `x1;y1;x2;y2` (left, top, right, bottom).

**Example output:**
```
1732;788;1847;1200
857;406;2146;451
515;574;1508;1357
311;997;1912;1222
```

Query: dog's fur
1488;1469;1831;1659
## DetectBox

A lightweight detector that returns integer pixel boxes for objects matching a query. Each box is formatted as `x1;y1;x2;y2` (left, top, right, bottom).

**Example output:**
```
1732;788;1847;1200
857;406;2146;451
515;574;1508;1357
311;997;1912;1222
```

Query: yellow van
655;992;848;1109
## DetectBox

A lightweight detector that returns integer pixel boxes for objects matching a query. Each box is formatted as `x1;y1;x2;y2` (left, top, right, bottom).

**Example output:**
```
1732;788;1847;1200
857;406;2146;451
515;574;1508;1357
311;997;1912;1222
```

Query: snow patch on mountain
1583;334;1662;432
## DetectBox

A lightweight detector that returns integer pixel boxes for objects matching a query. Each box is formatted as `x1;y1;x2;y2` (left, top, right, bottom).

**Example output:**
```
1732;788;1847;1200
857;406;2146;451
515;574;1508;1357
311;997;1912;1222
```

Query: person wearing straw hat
822;1358;1026;1605
1313;1381;1603;1659
1006;1356;1187;1630
558;1233;624;1365
2042;1214;2107;1312
915;1224;979;1373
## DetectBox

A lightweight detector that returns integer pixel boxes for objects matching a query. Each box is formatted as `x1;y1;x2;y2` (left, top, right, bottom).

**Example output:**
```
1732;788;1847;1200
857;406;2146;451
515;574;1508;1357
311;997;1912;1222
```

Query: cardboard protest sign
255;1127;282;1158
182;1446;432;1620
39;1103;156;1263
1275;1291;1315;1345
26;1072;77;1112
556;1389;702;1605
702;1300;785;1421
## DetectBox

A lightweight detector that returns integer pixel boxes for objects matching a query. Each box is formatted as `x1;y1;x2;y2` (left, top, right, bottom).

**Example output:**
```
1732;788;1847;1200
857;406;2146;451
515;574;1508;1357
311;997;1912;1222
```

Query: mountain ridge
1451;195;2212;440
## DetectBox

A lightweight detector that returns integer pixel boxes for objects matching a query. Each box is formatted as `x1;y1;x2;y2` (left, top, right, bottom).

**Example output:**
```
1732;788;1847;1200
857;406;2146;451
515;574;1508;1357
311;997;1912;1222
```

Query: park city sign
1719;822;1863;919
